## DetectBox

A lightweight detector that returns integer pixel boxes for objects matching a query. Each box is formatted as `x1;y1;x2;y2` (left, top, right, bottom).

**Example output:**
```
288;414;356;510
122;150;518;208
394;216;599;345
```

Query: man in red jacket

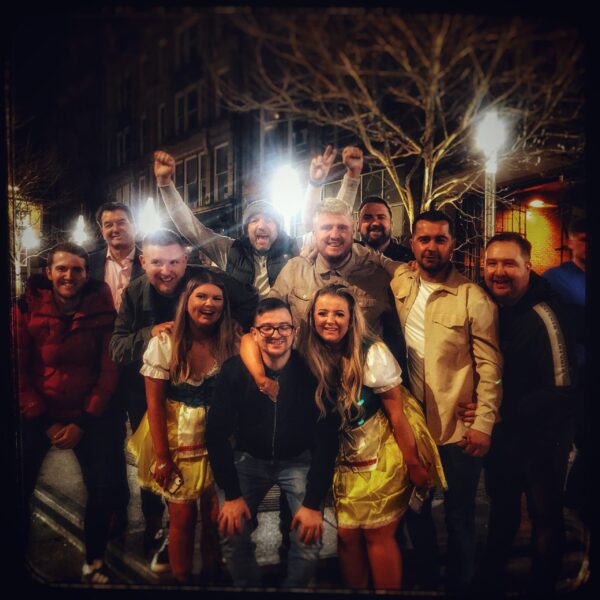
14;242;120;584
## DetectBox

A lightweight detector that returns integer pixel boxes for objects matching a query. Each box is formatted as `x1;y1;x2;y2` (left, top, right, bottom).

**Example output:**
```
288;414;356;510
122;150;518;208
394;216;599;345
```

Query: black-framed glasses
255;324;295;337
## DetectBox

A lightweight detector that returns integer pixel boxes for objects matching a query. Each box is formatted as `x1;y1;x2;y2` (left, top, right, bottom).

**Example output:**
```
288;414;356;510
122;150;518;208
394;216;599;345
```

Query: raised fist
342;146;363;178
154;150;176;185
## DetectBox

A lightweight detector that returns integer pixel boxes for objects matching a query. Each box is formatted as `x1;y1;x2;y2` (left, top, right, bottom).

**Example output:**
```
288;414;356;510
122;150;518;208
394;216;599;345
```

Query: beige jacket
390;264;502;445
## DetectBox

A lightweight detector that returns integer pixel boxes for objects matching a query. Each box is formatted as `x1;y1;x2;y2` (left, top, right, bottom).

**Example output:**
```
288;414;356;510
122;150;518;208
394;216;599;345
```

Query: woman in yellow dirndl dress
299;284;446;591
128;271;239;583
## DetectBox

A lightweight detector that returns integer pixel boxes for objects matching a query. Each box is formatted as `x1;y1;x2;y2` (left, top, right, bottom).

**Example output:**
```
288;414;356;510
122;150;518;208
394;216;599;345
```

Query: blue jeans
437;443;482;594
219;450;322;588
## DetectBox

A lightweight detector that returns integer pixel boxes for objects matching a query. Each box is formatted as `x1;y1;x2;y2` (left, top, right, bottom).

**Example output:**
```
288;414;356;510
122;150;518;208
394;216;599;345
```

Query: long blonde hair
299;284;378;428
169;271;239;383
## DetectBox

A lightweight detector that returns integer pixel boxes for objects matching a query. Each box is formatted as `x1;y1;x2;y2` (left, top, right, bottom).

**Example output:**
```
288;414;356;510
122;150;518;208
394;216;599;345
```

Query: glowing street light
475;110;507;246
271;165;302;235
21;224;40;251
138;197;162;234
72;215;89;245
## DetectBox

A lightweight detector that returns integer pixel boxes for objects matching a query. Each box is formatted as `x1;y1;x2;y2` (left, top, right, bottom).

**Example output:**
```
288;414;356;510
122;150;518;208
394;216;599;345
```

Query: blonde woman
241;283;446;590
129;271;239;582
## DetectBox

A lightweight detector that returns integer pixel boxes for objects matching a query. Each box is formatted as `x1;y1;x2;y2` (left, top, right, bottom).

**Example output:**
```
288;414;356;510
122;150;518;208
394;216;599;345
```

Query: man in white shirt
390;210;502;594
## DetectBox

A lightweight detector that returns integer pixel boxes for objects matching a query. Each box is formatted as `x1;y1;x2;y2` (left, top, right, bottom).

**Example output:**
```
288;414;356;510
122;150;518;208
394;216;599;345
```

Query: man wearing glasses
206;298;340;587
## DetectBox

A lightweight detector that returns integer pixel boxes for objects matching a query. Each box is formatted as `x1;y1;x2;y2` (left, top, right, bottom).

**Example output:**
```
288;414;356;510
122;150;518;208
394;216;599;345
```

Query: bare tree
212;9;584;226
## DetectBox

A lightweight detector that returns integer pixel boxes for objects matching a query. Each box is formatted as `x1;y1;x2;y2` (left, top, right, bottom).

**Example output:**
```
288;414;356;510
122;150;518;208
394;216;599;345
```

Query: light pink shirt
104;247;135;310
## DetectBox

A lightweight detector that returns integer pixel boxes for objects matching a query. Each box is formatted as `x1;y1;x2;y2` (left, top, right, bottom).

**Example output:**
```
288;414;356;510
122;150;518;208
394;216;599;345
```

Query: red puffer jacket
14;275;119;421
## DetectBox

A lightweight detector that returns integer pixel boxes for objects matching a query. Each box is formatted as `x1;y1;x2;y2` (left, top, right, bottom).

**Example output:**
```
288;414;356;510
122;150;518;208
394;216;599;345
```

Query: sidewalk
26;446;590;593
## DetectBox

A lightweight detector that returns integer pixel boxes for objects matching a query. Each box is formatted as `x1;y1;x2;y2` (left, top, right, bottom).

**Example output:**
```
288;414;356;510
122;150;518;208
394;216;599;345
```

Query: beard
364;227;391;249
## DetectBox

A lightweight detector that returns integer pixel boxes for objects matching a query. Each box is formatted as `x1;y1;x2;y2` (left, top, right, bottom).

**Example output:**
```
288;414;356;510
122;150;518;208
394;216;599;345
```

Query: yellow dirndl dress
333;342;446;529
128;333;216;504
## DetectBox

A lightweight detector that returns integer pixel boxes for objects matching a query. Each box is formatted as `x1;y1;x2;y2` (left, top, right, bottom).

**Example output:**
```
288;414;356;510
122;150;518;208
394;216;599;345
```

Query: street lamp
271;165;302;236
72;215;89;245
21;224;40;280
475;110;507;246
138;197;162;234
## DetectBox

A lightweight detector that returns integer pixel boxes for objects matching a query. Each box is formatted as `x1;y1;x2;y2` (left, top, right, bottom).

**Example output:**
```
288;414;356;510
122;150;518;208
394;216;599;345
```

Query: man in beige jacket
390;210;502;594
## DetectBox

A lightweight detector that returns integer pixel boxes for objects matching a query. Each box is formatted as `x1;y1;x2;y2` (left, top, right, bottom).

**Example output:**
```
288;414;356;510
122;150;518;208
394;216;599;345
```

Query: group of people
14;144;585;594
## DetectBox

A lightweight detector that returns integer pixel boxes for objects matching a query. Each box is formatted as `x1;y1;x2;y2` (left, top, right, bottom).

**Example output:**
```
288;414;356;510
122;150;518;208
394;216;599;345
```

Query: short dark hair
47;242;89;268
142;228;185;249
486;232;532;261
95;202;134;226
254;297;292;324
568;217;587;236
412;210;453;236
358;196;393;218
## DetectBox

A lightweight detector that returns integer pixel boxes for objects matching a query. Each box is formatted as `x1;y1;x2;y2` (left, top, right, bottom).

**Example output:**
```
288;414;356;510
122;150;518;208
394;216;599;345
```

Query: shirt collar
106;245;136;265
315;249;354;278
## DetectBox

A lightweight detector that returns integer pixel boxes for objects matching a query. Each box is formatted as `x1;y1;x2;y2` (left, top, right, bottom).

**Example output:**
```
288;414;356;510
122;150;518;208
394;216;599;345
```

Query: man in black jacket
109;228;257;565
87;201;144;541
206;298;339;588
463;232;575;595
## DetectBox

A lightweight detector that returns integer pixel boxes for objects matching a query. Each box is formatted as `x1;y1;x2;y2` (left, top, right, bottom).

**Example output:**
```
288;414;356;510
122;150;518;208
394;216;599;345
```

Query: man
88;202;143;310
356;196;414;261
205;298;339;587
87;201;143;541
109;228;258;570
389;210;502;594
15;243;120;583
154;151;298;299
543;217;586;310
542;217;587;523
270;197;399;340
469;232;575;595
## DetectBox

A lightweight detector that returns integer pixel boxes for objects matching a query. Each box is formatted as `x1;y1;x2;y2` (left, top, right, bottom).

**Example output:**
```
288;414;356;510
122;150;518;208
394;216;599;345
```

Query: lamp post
475;110;507;246
21;224;40;280
271;165;302;236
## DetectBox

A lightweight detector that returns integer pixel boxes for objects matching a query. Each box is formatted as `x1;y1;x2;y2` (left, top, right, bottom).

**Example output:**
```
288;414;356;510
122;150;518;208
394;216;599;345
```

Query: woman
242;284;446;590
129;271;239;582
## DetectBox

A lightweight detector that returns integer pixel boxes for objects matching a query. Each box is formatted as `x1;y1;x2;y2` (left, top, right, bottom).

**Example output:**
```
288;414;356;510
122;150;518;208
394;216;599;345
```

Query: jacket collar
395;263;461;300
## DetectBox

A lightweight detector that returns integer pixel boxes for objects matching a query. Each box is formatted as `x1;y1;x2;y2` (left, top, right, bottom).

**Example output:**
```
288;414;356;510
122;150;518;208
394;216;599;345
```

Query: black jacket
487;272;576;443
87;245;144;284
226;234;298;287
108;266;258;423
206;351;340;509
358;237;414;262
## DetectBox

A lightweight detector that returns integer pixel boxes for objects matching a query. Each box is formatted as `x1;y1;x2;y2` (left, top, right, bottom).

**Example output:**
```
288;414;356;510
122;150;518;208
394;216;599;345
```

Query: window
185;156;199;207
119;74;132;113
115;182;132;205
176;23;200;68
116;127;131;167
157;38;167;79
139;115;147;155
214;144;230;204
175;161;184;198
175;93;185;134
200;152;209;205
157;103;166;144
138;175;147;205
140;54;147;87
175;84;201;133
